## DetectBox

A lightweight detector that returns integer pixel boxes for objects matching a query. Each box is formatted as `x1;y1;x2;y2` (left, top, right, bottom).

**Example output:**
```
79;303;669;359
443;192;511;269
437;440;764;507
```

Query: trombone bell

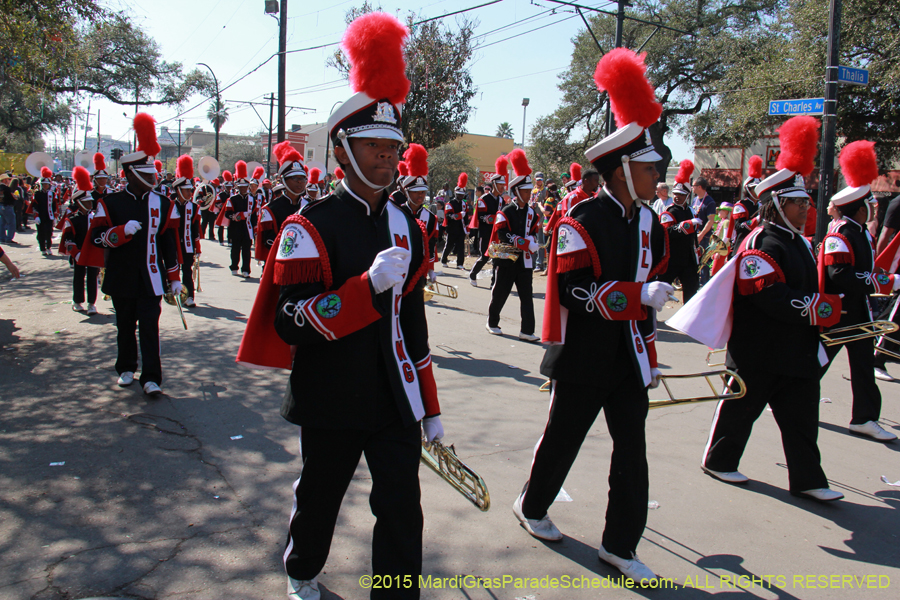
650;369;746;408
421;440;490;511
820;320;899;346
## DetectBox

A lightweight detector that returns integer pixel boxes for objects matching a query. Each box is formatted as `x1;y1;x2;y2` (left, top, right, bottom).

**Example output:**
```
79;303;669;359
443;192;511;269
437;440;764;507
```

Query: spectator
691;177;716;284
0;244;20;279
0;173;16;242
651;182;673;214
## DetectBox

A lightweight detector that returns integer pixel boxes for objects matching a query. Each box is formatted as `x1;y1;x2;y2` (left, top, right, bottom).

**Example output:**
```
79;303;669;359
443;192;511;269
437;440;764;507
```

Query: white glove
170;281;183;296
649;367;663;389
367;246;410;294
35;216;40;225
527;236;539;253
422;416;444;443
892;275;900;293
692;218;703;228
428;270;437;284
124;220;142;236
641;281;674;312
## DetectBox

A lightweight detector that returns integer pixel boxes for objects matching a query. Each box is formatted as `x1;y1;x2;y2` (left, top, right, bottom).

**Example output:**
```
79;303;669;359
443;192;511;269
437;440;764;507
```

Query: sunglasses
785;197;811;207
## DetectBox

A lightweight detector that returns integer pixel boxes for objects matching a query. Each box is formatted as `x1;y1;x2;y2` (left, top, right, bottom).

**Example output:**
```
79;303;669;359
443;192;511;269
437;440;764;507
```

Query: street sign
838;66;869;86
768;98;825;116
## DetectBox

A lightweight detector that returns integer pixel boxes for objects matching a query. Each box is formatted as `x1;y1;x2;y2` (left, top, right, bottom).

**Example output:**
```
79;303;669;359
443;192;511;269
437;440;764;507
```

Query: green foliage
425;140;476;200
207;101;229;133
495;122;514;139
204;140;265;168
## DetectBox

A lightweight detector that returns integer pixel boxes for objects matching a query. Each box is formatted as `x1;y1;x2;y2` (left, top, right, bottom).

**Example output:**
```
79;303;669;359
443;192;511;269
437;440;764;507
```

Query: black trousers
488;259;534;335
111;295;163;386
659;260;700;303
441;228;466;267
229;233;251;273
821;336;882;424
201;211;217;240
37;218;54;252
73;264;99;304
522;353;649;560
181;253;195;298
468;230;493;281
702;368;827;492
284;419;423;599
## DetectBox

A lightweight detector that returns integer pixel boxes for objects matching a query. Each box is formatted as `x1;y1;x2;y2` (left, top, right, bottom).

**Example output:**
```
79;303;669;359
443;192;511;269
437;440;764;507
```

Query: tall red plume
508;148;532;177
334;167;345;180
133;113;161;157
273;140;302;165
177;155;193;180
593;48;662;128
154;159;163;173
222;170;233;182
73;166;92;192
252;166;265;180
675;159;694;184
495;155;508;179
404;144;428;177
397;161;408;177
119;169;125;178
309;167;322;185
748;155;763;179
40;166;52;178
839;140;878;188
212;178;220;186
775;116;820;177
457;173;468;188
343;12;410;105
235;160;248;180
569;162;582;182
93;152;106;171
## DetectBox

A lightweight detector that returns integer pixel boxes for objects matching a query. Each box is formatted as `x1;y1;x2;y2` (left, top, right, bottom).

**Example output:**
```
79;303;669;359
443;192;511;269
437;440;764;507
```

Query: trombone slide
421;440;490;511
424;281;458;300
820;320;899;346
650;369;746;409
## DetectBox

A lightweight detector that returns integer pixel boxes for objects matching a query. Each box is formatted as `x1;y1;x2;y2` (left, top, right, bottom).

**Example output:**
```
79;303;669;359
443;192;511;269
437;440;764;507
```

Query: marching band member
402;144;438;278
82;113;182;397
172;155;201;307
523;48;670;584
543;162;581;236
485;149;540;341
59;166;100;314
468;156;506;287
819;140;898;441
214;170;233;244
389;161;409;206
236;13;442;599
92;153;110;202
732;155;762;252
305;167;323;206
658;160;701;301
254;142;308;262
224;161;254;277
673;116;845;501
201;177;220;240
440;173;468;269
33;168;56;256
249;166;267;233
544;163;599;236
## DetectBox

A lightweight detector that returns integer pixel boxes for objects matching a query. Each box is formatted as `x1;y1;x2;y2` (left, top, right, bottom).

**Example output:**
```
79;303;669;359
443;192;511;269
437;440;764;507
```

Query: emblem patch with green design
607;290;628;312
817;302;833;319
316;294;341;319
877;273;891;285
108;232;119;245
280;229;297;256
742;258;759;278
826;238;841;252
557;229;569;253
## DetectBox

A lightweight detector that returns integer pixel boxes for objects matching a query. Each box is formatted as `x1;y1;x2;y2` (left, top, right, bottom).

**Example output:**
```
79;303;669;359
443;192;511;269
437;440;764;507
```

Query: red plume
334;167;345;180
675;159;694;185
40;166;52;178
457;172;468;188
343;12;410;105
309;167;322;185
397;161;409;177
222;170;233;182
177;155;193;180
593;48;662;128
119;169;125;178
252;166;265;180
748;155;763;179
508;148;531;177
273;140;302;166
133;113;161;157
73;166;92;192
235;160;248;180
775;116;820;177
154;160;162;173
212;178;220;186
403;144;428;177
569;162;582;182
839;140;878;188
93;152;106;171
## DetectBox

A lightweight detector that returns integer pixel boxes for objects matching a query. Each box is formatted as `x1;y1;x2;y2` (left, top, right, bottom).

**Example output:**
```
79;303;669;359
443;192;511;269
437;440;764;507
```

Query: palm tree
207;100;229;133
495;122;514;139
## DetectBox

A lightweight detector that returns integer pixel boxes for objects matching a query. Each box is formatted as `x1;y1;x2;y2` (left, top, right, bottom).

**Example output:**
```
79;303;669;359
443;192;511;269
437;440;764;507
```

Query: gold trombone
421;439;490;511
707;348;726;367
698;234;729;273
193;260;202;293
650;369;746;408
820;320;899;346
423;281;458;301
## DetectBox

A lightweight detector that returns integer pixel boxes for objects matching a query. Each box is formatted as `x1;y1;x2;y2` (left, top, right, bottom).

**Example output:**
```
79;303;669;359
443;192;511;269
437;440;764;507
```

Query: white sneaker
143;382;162;397
597;545;658;585
287;576;320;600
701;464;749;483
231;270;239;275
800;488;844;502
117;372;135;387
512;493;562;541
519;332;540;343
183;297;196;308
86;304;98;315
849;420;897;441
486;322;502;335
241;272;250;278
469;278;478;287
874;367;896;382
72;303;85;312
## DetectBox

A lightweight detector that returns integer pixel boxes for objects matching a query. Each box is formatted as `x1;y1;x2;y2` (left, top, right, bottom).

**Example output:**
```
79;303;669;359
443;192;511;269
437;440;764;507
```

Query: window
306;149;315;162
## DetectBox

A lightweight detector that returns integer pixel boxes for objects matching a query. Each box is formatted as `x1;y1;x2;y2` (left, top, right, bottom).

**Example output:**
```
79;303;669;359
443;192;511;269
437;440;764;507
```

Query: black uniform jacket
732;198;758;251
442;197;466;233
659;202;698;267
224;193;252;239
474;192;500;236
176;200;201;256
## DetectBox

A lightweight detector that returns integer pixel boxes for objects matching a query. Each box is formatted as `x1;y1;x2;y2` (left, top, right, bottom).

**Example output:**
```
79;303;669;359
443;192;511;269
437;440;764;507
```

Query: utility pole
96;110;101;152
266;93;275;175
176;118;183;156
816;0;842;244
83;98;94;149
134;84;139;151
198;63;220;160
278;0;288;142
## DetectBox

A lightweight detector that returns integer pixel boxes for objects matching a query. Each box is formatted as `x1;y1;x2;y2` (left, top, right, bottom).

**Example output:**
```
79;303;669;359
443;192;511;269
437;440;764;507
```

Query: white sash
146;192;164;296
385;201;425;421
245;195;255;239
631;206;655;386
523;207;535;269
184;202;194;254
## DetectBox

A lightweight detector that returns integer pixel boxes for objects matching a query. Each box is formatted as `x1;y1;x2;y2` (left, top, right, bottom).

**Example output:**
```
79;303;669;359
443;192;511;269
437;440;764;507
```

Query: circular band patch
316;294;341;319
606;290;628;312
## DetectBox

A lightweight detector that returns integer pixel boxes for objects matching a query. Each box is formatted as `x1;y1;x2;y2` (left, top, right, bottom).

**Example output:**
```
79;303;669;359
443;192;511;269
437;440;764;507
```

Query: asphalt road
1;227;899;600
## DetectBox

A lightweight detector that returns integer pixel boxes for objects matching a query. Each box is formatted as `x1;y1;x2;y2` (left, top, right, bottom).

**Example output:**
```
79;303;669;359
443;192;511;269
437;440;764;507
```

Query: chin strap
130;167;157;190
338;130;391;192
621;156;649;206
772;195;803;236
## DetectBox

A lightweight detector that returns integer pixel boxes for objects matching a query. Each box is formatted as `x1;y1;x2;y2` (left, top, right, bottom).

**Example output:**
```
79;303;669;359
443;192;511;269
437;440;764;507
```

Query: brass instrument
99;268;110;301
193;182;217;210
487;242;520;262
539;380;551;392
707;348;726;367
650;369;746;408
193;260;202;293
421;440;490;511
698;234;729;273
820;320;899;346
25;152;53;177
164;283;189;330
423;281;458;301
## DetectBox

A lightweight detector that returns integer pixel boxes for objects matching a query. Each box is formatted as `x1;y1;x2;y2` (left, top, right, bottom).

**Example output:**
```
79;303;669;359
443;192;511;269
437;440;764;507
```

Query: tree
328;3;479;149
207;101;229;134
204;140;265;169
496;122;514;139
426;140;476;200
528;0;780;177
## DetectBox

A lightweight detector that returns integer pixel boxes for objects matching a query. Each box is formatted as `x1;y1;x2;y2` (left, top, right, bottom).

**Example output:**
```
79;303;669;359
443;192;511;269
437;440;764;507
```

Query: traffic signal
110;148;124;160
